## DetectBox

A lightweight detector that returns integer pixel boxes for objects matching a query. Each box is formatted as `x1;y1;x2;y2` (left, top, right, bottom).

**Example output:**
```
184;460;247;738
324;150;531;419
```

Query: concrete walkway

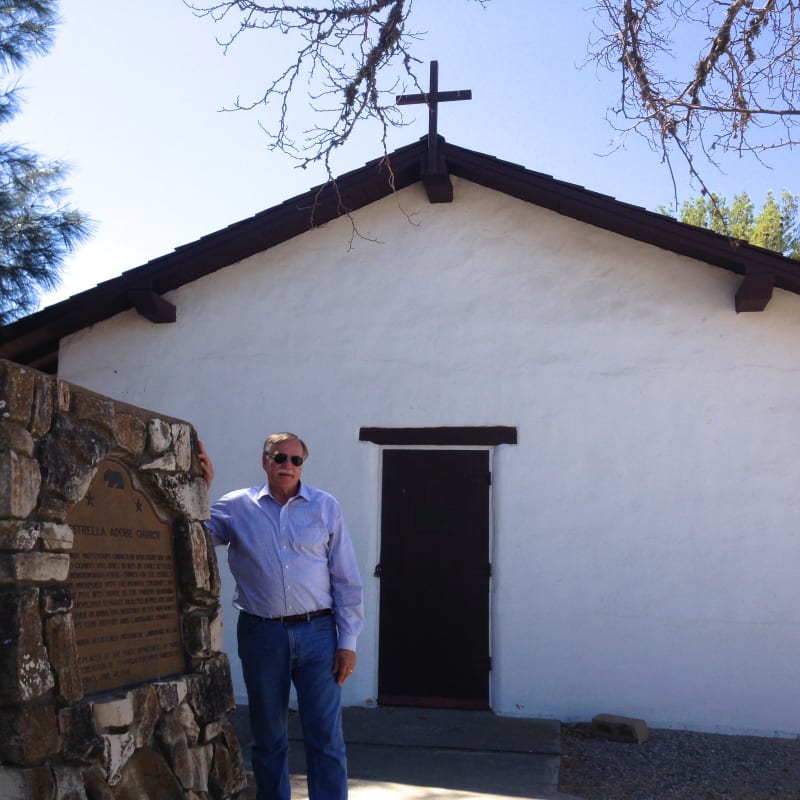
229;705;584;800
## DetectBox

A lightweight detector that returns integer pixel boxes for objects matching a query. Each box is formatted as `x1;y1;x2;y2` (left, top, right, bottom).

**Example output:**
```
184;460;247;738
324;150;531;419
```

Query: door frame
358;426;517;710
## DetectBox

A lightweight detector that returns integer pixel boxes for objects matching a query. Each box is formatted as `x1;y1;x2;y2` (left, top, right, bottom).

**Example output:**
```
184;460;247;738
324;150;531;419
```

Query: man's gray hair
263;432;309;459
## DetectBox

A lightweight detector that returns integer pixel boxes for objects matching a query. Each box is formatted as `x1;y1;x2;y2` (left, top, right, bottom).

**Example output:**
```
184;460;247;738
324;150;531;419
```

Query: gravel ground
558;723;800;800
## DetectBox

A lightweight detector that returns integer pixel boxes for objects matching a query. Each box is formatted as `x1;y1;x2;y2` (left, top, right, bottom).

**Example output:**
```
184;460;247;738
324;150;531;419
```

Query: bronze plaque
66;459;183;693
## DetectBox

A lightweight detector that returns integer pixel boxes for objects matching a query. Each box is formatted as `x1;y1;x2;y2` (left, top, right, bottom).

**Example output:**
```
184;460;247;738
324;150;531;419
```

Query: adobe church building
3;134;800;737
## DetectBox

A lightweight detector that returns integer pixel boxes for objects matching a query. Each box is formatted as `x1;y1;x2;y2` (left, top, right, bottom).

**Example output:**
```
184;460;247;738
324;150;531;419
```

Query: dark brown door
377;449;490;708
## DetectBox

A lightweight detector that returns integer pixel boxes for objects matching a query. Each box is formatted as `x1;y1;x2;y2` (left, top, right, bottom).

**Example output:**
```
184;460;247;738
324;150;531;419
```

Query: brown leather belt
243;608;333;624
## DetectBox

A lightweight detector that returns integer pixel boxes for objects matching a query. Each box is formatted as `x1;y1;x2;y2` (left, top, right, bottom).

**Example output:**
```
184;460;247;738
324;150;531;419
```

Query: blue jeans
237;612;348;800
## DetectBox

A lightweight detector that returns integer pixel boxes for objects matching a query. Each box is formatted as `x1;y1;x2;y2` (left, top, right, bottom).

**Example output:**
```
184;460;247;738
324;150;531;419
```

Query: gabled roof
2;137;797;373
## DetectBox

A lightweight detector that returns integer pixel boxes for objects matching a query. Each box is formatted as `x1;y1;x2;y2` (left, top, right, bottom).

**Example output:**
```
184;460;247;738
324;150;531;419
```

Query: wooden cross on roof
396;60;472;202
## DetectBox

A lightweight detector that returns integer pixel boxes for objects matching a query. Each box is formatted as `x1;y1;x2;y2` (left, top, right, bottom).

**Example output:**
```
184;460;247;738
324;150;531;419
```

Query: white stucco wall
59;177;800;736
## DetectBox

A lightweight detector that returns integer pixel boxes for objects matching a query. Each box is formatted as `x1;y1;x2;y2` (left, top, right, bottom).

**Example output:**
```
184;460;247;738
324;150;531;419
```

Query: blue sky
6;0;798;309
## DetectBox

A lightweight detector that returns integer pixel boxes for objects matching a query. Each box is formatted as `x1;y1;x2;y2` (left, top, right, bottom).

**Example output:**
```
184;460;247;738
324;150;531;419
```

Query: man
199;433;363;800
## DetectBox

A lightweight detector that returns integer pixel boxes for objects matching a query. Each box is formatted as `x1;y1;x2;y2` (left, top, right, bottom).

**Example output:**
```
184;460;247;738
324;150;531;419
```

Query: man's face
263;437;305;497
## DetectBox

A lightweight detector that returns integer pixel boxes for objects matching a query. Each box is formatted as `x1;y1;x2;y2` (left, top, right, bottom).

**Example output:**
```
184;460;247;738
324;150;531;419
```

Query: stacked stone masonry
0;360;247;799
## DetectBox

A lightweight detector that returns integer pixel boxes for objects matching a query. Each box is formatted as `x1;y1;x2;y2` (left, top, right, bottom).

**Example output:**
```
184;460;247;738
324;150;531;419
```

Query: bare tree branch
589;0;800;212
185;1;436;179
185;0;798;240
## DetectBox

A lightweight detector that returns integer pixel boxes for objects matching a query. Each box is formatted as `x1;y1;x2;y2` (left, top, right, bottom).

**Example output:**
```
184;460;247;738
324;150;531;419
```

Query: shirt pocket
294;524;329;556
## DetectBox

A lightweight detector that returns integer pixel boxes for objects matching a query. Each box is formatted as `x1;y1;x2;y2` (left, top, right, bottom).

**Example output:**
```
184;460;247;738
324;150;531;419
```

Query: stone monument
0;360;247;799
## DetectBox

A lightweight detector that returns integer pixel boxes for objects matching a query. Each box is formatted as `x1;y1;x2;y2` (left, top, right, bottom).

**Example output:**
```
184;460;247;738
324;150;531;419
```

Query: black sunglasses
267;452;304;467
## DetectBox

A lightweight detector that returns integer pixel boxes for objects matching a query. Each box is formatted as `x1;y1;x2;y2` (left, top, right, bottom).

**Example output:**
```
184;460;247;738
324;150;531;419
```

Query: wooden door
377;449;491;708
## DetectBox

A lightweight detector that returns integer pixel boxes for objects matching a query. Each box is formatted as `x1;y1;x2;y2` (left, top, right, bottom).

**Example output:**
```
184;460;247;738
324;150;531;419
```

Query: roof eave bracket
422;170;453;203
420;147;453;204
128;289;177;323
735;270;775;313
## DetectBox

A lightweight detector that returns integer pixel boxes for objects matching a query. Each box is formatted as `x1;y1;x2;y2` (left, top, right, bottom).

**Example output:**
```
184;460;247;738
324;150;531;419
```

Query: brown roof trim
2;136;799;372
0;140;426;371
442;141;800;294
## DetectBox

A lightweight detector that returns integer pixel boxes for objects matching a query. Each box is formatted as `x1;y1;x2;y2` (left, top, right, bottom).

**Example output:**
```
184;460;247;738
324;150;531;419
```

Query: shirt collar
258;480;310;504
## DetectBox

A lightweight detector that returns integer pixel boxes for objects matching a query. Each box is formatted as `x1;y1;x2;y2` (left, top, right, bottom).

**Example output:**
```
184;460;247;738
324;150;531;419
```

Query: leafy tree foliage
0;1;90;325
668;191;800;259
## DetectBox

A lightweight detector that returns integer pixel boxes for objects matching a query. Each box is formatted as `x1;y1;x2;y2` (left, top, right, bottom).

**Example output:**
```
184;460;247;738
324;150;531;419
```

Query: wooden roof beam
128;289;176;323
735;269;775;313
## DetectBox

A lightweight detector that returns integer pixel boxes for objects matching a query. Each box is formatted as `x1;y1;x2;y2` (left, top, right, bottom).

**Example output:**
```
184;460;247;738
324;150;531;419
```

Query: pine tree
664;192;800;261
0;1;90;325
